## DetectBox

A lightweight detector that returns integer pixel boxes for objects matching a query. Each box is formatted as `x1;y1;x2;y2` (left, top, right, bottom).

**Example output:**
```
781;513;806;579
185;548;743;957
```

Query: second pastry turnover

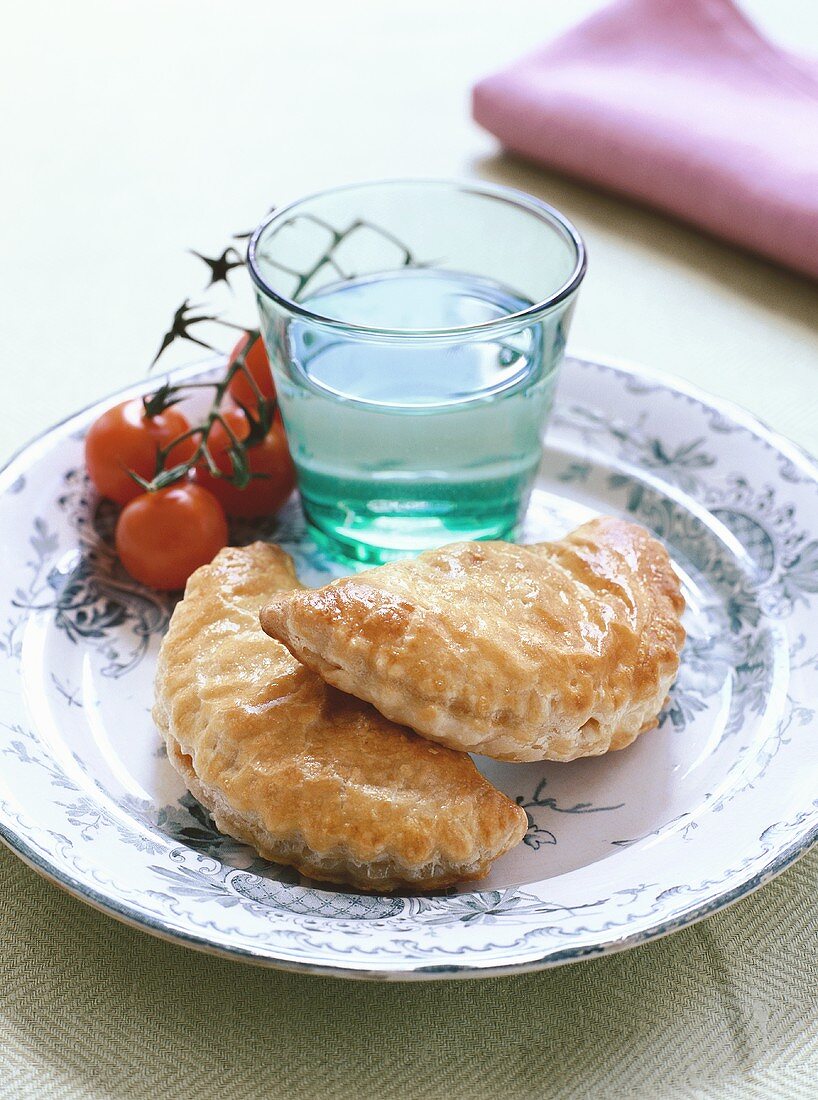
260;517;686;763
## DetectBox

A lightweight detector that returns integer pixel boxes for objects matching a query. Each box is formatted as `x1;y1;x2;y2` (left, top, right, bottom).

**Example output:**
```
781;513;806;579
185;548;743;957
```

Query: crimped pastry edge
264;627;680;762
159;725;525;893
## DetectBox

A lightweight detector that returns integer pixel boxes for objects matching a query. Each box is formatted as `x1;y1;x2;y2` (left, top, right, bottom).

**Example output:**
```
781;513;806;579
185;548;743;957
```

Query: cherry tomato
193;422;296;518
115;484;228;590
206;405;251;457
226;334;275;412
85;399;198;505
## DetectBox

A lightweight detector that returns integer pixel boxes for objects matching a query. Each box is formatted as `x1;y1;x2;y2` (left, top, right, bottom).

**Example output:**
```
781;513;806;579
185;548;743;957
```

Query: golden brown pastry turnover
153;542;526;892
260;517;686;763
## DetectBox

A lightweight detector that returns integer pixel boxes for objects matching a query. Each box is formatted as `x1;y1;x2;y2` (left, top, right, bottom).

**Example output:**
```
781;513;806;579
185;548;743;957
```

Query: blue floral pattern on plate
0;355;815;978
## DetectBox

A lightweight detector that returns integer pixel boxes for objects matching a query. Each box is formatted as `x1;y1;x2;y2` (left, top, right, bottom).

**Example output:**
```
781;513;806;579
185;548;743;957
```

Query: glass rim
246;177;587;340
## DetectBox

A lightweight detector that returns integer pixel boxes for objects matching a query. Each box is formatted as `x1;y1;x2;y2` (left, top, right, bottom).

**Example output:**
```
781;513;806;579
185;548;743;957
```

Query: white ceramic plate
1;354;816;979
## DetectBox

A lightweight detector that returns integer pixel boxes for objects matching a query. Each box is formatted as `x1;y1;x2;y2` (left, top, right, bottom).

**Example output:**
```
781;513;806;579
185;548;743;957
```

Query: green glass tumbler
248;179;586;564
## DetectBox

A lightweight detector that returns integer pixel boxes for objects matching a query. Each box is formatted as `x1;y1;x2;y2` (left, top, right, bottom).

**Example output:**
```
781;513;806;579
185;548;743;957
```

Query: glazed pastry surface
260;518;686;762
153;542;527;890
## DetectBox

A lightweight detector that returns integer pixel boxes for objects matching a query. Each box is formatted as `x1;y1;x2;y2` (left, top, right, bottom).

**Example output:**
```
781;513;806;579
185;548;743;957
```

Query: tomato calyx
141;382;186;418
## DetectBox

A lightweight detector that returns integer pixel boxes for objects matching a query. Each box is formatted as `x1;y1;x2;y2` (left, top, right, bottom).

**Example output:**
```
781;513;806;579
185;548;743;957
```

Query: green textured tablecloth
2;2;817;1096
0;845;814;1098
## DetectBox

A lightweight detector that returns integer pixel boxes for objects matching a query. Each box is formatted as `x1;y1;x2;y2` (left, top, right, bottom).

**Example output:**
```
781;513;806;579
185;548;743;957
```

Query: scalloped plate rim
1;782;814;980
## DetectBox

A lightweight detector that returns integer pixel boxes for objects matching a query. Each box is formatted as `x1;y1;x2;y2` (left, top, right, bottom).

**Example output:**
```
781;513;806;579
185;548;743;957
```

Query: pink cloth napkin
473;0;818;278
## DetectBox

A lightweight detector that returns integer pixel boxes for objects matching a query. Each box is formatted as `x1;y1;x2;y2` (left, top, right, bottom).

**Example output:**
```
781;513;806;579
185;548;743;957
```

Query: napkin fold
473;0;818;278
